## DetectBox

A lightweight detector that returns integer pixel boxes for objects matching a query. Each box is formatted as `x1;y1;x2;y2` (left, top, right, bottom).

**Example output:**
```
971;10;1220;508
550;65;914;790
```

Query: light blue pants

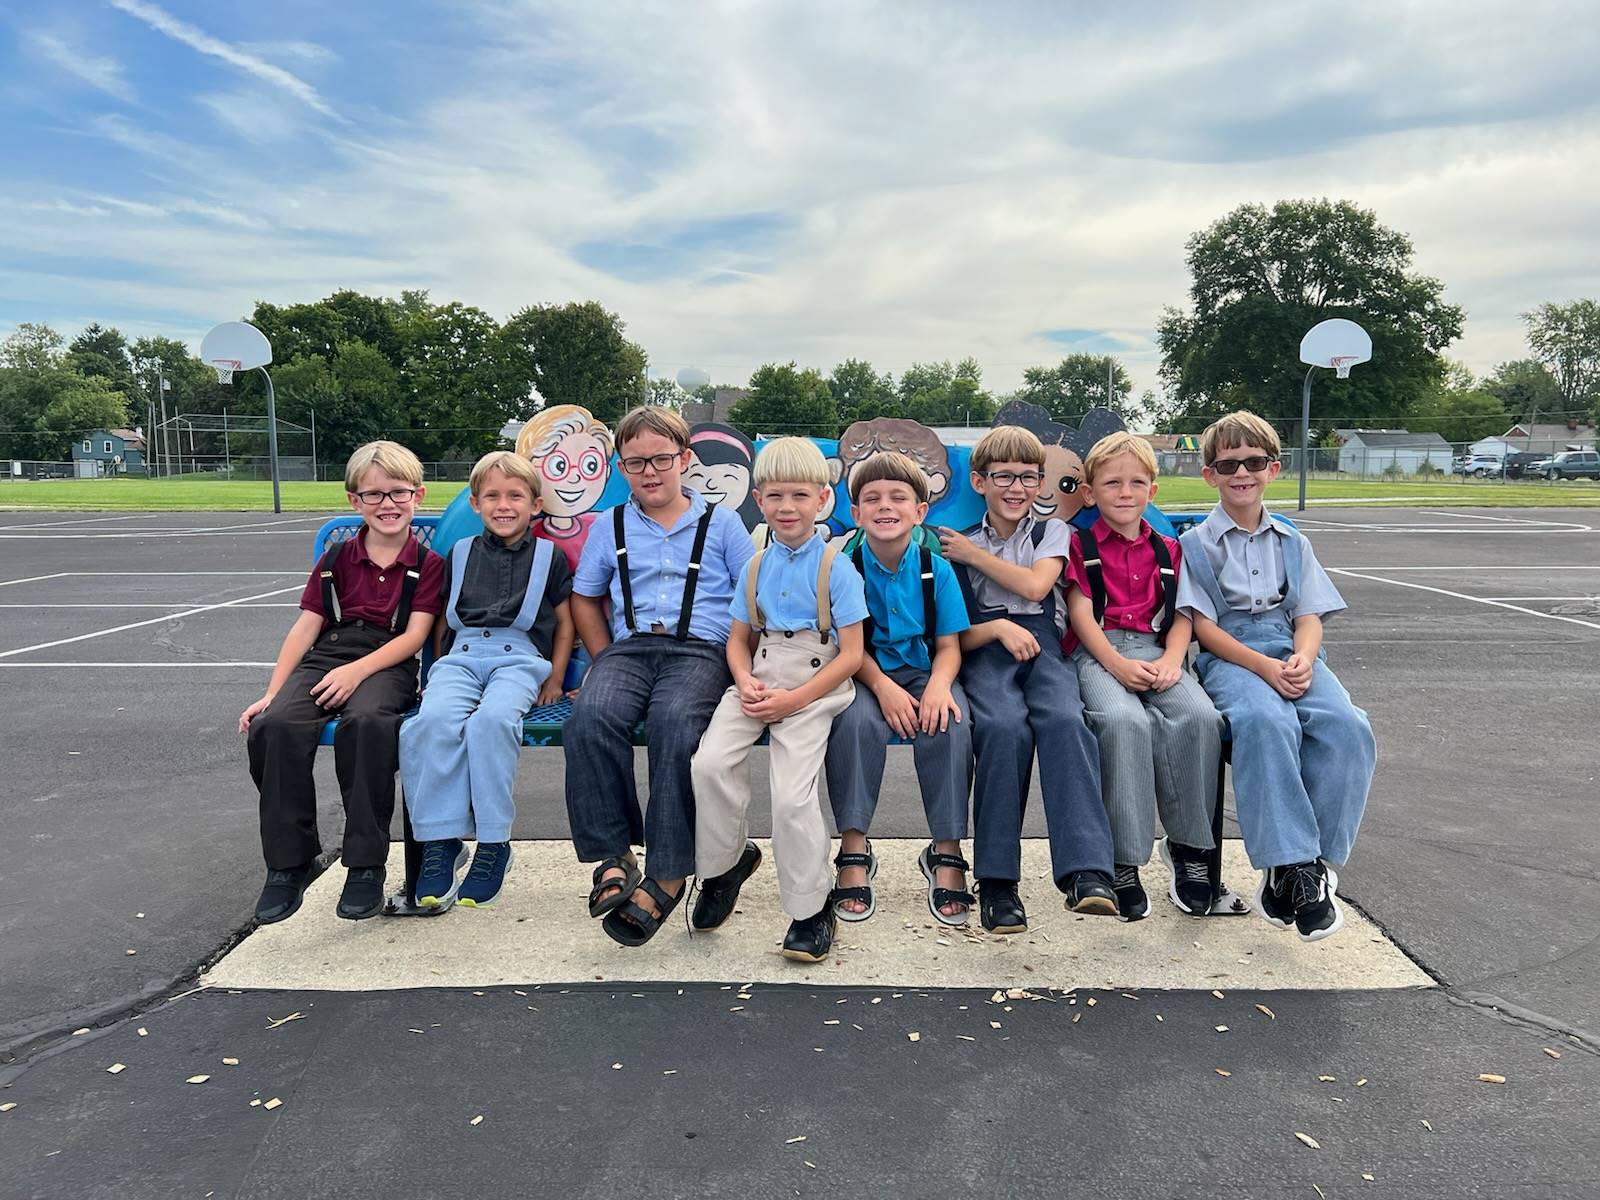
1197;621;1375;870
399;635;550;843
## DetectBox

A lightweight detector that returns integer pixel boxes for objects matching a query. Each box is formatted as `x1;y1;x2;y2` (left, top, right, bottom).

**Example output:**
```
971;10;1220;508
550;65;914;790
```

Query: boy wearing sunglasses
241;441;446;923
937;425;1117;933
1176;412;1376;941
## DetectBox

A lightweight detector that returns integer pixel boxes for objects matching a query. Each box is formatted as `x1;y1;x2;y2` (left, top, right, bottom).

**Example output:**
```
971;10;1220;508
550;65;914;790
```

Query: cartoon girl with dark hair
685;423;762;529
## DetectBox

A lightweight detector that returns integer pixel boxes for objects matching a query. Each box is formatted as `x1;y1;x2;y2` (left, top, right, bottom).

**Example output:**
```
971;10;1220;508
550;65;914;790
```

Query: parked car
1529;450;1600;481
1452;453;1503;478
1502;451;1548;480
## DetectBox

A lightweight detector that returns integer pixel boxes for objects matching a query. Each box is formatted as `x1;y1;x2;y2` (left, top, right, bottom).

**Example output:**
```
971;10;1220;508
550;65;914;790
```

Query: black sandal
831;840;878;923
918;844;973;927
602;877;683;947
587;856;641;919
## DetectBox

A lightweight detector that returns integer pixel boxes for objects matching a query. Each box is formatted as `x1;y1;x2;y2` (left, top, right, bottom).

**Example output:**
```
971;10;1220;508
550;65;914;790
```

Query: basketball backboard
200;321;272;383
1300;318;1371;377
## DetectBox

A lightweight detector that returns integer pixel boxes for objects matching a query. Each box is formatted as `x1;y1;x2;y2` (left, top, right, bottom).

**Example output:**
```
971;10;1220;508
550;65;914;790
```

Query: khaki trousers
692;629;854;920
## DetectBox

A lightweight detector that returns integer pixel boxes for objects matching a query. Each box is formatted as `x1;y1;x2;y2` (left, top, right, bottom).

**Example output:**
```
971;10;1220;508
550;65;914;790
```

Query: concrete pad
205;840;1430;992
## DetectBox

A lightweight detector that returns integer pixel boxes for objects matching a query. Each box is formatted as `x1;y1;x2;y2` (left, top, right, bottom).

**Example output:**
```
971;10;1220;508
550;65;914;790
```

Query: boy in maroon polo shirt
1065;432;1224;921
240;441;446;923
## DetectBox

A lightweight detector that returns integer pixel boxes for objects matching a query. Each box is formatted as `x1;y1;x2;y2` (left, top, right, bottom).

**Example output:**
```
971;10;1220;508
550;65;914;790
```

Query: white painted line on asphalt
0;513;157;530
0;661;275;668
0;602;299;608
0;585;304;658
0;528;325;540
1415;510;1577;527
1333;565;1600;571
17;570;300;576
0;572;72;588
1477;596;1596;602
1327;568;1600;632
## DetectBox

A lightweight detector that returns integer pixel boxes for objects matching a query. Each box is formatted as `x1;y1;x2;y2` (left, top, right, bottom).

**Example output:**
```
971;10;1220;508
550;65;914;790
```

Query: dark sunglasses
1209;455;1275;475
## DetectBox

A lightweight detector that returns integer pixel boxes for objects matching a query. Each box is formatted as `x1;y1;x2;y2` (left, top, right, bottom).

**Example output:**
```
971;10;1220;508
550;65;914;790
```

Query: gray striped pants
1073;631;1221;866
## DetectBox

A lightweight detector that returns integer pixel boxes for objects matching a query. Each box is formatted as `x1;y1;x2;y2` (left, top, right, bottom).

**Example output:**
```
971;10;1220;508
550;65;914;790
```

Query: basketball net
1329;355;1357;379
210;359;241;385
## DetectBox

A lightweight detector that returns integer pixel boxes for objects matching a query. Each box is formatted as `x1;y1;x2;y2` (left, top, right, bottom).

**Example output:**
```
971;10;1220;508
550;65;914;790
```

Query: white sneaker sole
1297;864;1344;942
1158;837;1212;916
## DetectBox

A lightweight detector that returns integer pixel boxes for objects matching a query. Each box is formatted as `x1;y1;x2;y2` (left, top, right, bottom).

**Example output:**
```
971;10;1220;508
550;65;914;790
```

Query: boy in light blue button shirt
824;451;976;927
1177;411;1376;943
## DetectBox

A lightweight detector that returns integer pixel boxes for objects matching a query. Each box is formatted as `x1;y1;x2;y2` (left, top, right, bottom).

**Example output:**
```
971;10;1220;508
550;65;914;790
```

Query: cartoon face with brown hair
835;418;952;509
992;402;1126;524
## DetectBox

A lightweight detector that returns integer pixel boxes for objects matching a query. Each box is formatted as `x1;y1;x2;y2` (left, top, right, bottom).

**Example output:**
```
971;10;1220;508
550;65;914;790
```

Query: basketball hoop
1329;355;1358;379
210;359;242;385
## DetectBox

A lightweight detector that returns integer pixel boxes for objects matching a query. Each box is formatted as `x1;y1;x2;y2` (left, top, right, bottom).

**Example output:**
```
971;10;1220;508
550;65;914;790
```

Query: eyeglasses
618;452;683;475
353;487;418;505
981;470;1044;489
1209;456;1276;475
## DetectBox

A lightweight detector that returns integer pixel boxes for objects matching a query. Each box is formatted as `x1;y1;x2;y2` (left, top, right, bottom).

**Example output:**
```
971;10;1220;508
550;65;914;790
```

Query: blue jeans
563;635;730;881
1197;621;1376;869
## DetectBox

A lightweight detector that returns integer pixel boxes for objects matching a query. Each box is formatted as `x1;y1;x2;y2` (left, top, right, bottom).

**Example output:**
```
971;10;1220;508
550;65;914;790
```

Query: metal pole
309;407;318;482
223;408;231;472
158;369;171;478
261;368;282;514
1299;365;1317;513
1107;356;1114;408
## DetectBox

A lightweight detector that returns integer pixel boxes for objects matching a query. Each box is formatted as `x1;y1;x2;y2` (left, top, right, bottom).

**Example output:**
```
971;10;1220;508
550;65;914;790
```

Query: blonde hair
615;406;691;452
1082;432;1158;484
971;425;1045;473
470;450;541;496
1200;411;1281;463
344;440;423;492
515;404;613;459
848;450;929;504
753;437;829;487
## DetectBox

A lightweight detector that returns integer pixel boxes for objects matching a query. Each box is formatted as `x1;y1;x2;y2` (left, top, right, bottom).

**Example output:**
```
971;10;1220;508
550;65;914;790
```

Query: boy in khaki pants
690;439;867;962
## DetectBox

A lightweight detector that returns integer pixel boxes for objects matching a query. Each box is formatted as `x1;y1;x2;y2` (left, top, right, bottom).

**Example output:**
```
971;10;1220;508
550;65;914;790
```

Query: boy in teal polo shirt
824;451;975;926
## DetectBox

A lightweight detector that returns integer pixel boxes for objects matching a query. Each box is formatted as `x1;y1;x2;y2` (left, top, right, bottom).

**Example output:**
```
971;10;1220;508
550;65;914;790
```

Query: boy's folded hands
1148;655;1185;692
1109;655;1160;693
1260;654;1311;700
743;687;802;723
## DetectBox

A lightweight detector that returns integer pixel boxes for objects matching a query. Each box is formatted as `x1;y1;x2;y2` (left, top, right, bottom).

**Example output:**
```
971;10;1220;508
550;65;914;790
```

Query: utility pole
309;406;318;482
157;365;172;479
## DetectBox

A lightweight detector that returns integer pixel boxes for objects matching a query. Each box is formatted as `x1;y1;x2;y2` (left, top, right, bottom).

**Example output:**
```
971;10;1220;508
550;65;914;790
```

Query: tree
1521;300;1600;413
829;358;901;426
66;324;137;401
1406;362;1509;444
1155;199;1465;435
129;336;223;433
728;363;838;437
500;301;648;425
1482;359;1561;425
0;324;128;460
1010;354;1133;423
648;377;689;409
395;301;525;461
897;358;995;427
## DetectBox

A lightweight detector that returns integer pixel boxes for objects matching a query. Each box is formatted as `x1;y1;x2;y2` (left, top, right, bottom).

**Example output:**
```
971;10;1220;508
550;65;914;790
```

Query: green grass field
0;474;1597;512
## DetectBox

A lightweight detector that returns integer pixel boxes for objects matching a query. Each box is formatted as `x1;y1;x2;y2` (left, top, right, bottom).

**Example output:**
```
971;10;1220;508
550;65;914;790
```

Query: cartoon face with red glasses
514;404;614;571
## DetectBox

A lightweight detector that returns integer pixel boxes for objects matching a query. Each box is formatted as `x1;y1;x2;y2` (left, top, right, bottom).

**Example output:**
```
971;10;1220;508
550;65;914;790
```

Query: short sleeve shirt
1062;518;1183;653
856;540;970;673
444;533;574;659
731;534;868;642
961;512;1072;634
573;489;756;644
299;528;445;629
1175;504;1346;622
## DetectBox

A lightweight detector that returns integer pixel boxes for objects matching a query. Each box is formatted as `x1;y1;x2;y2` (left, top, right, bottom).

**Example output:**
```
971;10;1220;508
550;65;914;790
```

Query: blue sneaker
415;838;467;909
458;842;514;908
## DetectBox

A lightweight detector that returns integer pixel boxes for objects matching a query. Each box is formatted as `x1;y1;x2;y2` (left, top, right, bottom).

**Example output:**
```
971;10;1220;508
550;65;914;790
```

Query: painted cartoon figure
834;417;954;511
515;404;614;572
992;402;1126;525
686;423;763;529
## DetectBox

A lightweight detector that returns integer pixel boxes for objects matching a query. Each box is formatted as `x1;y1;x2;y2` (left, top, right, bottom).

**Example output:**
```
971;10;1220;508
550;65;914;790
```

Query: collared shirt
963;511;1072;634
731;533;868;642
1175;503;1345;622
445;532;574;658
1062;517;1183;654
573;488;755;644
857;539;970;673
299;527;445;628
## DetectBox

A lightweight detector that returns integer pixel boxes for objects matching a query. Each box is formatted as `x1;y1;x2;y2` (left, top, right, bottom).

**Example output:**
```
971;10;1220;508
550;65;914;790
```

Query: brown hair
836;417;952;501
849;450;929;504
1200;410;1281;463
470;450;541;496
971;425;1045;473
615;405;691;452
1082;432;1158;484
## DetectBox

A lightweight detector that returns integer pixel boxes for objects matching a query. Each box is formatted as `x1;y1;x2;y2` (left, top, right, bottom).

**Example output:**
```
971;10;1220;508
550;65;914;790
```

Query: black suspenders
852;542;938;660
614;503;717;641
1080;526;1177;644
317;539;421;633
954;520;1050;623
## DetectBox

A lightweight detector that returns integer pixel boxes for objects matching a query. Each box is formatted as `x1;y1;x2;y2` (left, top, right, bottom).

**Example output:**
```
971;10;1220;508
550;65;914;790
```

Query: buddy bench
307;411;1251;915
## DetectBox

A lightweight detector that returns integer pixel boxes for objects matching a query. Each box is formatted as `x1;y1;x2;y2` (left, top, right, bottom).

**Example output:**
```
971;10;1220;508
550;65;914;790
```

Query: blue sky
2;0;1598;398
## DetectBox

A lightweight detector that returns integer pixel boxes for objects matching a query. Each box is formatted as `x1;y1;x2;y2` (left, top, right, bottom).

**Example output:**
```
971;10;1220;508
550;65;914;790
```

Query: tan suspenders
745;541;841;639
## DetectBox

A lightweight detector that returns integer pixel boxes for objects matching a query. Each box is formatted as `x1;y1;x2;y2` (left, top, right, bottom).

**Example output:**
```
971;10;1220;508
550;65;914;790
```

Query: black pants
248;621;418;870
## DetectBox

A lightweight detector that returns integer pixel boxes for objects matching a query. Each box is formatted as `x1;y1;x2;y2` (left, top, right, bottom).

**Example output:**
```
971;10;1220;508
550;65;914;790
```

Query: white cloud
29;29;135;102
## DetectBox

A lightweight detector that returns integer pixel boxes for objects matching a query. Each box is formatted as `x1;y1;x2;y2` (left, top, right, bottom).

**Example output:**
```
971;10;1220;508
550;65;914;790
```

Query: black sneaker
336;865;386;921
255;860;326;925
1160;838;1214;916
1291;861;1344;942
1112;864;1148;922
977;879;1028;934
1064;870;1119;916
691;841;762;931
781;903;837;963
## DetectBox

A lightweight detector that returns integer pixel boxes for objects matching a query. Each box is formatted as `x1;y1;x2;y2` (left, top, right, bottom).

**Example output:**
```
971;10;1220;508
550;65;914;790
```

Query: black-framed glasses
981;470;1044;489
1209;455;1275;475
618;452;683;475
353;487;418;505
